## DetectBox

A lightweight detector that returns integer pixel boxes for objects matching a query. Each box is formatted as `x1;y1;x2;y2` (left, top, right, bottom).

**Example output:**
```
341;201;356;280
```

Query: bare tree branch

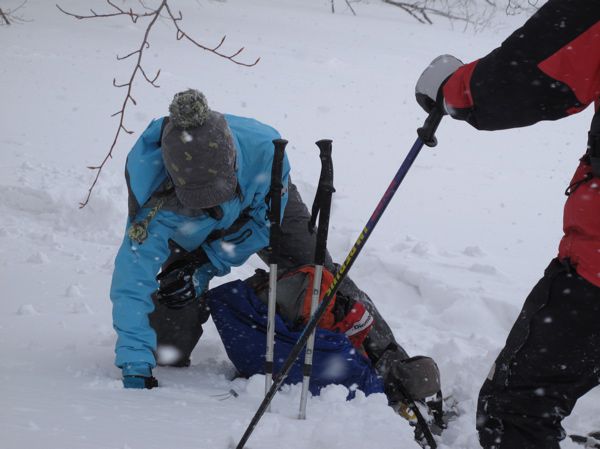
139;66;161;88
56;0;156;23
345;0;357;16
506;0;540;16
382;0;496;27
56;0;260;208
0;8;10;25
386;1;429;23
163;3;259;67
330;0;495;24
330;0;358;16
384;0;470;23
0;1;31;25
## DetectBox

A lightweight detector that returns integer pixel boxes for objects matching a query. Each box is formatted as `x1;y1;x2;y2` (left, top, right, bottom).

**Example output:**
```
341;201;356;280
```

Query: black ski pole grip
310;139;335;266
315;139;335;192
268;139;287;265
417;107;444;148
309;140;335;235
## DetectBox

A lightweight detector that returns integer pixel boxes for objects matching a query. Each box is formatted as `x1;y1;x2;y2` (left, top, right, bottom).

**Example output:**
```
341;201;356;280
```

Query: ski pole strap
268;139;288;265
127;198;164;244
308;140;336;260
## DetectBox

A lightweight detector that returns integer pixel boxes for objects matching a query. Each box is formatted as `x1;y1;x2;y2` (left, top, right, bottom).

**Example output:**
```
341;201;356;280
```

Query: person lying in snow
207;265;391;398
109;88;441;413
206;265;441;406
415;1;600;448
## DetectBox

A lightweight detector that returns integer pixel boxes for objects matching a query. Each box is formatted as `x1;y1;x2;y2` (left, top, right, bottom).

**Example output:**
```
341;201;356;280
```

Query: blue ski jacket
110;114;290;374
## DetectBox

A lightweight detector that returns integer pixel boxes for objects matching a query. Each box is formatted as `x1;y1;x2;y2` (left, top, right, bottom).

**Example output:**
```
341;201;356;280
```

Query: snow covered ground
1;1;598;448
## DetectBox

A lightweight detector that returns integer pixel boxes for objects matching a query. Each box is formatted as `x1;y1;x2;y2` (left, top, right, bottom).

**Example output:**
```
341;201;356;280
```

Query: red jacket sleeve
443;0;600;131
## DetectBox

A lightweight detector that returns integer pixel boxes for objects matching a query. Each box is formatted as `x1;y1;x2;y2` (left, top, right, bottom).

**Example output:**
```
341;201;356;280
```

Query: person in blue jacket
110;89;440;401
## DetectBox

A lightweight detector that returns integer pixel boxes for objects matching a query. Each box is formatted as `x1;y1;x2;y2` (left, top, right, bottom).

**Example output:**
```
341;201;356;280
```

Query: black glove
415;55;463;114
155;259;201;309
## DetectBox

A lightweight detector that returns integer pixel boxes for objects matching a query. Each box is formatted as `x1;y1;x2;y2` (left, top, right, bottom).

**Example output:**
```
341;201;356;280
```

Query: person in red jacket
415;1;600;448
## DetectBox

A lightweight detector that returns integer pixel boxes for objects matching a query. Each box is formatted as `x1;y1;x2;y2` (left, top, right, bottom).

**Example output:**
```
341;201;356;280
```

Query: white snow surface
1;1;598;448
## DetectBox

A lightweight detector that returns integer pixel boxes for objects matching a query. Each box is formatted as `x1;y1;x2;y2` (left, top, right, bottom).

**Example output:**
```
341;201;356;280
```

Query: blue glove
122;363;158;389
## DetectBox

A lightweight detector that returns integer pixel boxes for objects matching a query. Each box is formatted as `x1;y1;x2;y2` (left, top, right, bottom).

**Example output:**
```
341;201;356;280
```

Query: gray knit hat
161;90;237;209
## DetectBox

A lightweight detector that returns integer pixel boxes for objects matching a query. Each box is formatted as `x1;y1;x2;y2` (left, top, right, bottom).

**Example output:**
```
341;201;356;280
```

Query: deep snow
1;1;598;448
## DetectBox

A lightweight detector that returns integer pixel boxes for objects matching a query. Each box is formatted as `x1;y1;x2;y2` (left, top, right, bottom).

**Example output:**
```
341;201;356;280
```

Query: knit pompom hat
168;89;210;129
161;90;237;209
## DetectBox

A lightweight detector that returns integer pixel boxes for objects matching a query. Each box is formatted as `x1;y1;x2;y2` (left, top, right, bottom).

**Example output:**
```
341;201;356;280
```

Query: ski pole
264;138;287;405
298;139;335;420
235;108;444;449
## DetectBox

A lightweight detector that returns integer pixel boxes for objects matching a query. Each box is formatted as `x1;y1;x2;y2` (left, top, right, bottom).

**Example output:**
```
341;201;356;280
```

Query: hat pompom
168;89;210;129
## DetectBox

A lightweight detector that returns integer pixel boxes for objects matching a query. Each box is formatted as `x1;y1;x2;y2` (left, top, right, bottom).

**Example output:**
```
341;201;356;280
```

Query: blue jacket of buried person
110;114;290;375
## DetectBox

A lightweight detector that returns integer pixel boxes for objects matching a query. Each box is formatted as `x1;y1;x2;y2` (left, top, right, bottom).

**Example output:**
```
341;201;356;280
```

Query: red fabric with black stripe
538;21;600;107
330;301;373;348
294;265;374;349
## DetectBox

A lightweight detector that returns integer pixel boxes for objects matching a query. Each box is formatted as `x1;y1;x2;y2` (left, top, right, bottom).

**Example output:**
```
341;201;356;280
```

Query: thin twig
1;1;32;25
506;0;539;16
331;0;357;16
76;1;166;208
383;0;480;24
164;3;260;67
56;0;260;207
385;1;427;23
56;0;156;23
0;8;10;25
345;0;357;16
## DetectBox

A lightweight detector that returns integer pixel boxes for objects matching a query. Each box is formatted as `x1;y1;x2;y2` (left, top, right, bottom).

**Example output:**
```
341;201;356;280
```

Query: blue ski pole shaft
236;108;443;449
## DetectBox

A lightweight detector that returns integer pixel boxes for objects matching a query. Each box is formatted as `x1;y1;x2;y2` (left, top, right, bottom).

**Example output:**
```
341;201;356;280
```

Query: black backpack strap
568;109;600;196
164;206;255;270
586;109;600;177
206;206;253;242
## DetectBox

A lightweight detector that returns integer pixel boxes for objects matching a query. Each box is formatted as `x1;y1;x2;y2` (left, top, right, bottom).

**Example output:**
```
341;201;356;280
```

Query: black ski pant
149;180;405;367
477;258;600;449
